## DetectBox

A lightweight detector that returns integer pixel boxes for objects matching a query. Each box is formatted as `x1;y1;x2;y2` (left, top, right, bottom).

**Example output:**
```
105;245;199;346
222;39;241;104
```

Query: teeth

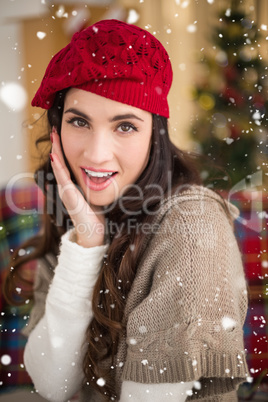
84;169;114;178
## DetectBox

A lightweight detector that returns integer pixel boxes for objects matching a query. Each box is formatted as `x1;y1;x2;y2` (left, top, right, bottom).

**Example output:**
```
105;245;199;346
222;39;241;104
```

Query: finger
50;153;105;247
50;153;86;215
50;152;70;186
51;127;67;169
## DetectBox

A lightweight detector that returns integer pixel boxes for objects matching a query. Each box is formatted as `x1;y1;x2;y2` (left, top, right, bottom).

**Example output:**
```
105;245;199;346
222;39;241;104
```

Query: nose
84;131;113;165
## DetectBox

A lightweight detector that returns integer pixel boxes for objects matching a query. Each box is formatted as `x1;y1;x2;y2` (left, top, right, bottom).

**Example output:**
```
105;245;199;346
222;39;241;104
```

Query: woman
4;19;249;401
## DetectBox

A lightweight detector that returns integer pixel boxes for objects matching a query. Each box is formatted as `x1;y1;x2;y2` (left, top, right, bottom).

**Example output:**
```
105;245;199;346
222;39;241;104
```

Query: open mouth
82;168;117;184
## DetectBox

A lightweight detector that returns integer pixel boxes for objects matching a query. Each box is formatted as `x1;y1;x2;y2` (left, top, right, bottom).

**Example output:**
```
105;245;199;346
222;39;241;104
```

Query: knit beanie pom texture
31;19;173;118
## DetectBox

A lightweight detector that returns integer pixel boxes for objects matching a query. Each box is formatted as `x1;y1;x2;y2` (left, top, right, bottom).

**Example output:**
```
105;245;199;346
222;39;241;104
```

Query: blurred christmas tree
191;0;268;188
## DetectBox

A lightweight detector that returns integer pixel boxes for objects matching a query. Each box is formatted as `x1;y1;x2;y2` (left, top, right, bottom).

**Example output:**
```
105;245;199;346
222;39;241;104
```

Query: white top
24;230;195;402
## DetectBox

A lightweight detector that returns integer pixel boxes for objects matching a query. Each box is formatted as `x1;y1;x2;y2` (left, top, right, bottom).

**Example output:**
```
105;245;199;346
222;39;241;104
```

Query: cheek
122;138;151;172
61;136;70;158
61;124;74;154
61;130;78;163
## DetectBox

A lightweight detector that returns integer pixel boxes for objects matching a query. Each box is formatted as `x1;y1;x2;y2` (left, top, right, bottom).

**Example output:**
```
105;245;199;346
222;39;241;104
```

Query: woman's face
61;88;152;208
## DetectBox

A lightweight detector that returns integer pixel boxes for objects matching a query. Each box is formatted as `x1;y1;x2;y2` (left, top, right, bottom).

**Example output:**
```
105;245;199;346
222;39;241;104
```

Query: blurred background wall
0;0;267;188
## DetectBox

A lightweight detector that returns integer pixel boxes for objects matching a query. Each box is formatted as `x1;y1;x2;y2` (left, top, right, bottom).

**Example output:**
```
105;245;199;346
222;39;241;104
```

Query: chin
88;195;117;209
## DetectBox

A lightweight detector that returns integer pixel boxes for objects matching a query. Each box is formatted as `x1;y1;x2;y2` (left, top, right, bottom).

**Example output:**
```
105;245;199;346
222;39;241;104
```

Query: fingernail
49;153;54;162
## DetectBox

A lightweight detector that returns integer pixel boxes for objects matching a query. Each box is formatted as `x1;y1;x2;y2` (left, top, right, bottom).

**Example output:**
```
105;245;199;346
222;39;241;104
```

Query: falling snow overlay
1;1;268;400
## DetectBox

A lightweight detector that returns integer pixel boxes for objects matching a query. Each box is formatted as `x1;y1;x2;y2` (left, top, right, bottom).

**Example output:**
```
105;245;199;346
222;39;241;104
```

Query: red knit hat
31;19;173;118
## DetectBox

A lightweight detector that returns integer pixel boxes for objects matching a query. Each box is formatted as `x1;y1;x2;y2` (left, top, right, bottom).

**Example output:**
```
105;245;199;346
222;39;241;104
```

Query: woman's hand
50;127;105;248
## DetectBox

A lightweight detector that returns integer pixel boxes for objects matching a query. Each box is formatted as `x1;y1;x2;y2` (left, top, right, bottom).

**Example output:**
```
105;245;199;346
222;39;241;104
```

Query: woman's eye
67;117;88;128
118;123;137;133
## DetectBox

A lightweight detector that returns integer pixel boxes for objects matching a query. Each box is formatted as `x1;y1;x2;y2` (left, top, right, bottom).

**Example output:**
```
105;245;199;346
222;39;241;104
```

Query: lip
81;166;116;173
81;168;118;192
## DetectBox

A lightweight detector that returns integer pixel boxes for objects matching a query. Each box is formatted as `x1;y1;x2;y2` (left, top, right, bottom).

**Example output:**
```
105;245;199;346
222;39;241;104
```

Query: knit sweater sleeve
121;191;249;400
23;230;108;402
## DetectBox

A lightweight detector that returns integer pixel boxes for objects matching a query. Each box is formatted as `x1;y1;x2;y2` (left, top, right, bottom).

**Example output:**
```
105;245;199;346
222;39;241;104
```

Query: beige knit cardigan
23;186;249;401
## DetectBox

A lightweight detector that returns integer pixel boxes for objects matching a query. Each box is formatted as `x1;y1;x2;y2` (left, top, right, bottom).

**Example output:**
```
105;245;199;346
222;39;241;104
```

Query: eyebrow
64;108;89;120
110;113;144;123
64;108;144;122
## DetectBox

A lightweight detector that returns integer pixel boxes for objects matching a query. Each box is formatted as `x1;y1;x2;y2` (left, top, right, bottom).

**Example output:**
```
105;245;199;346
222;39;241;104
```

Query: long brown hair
3;90;202;399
